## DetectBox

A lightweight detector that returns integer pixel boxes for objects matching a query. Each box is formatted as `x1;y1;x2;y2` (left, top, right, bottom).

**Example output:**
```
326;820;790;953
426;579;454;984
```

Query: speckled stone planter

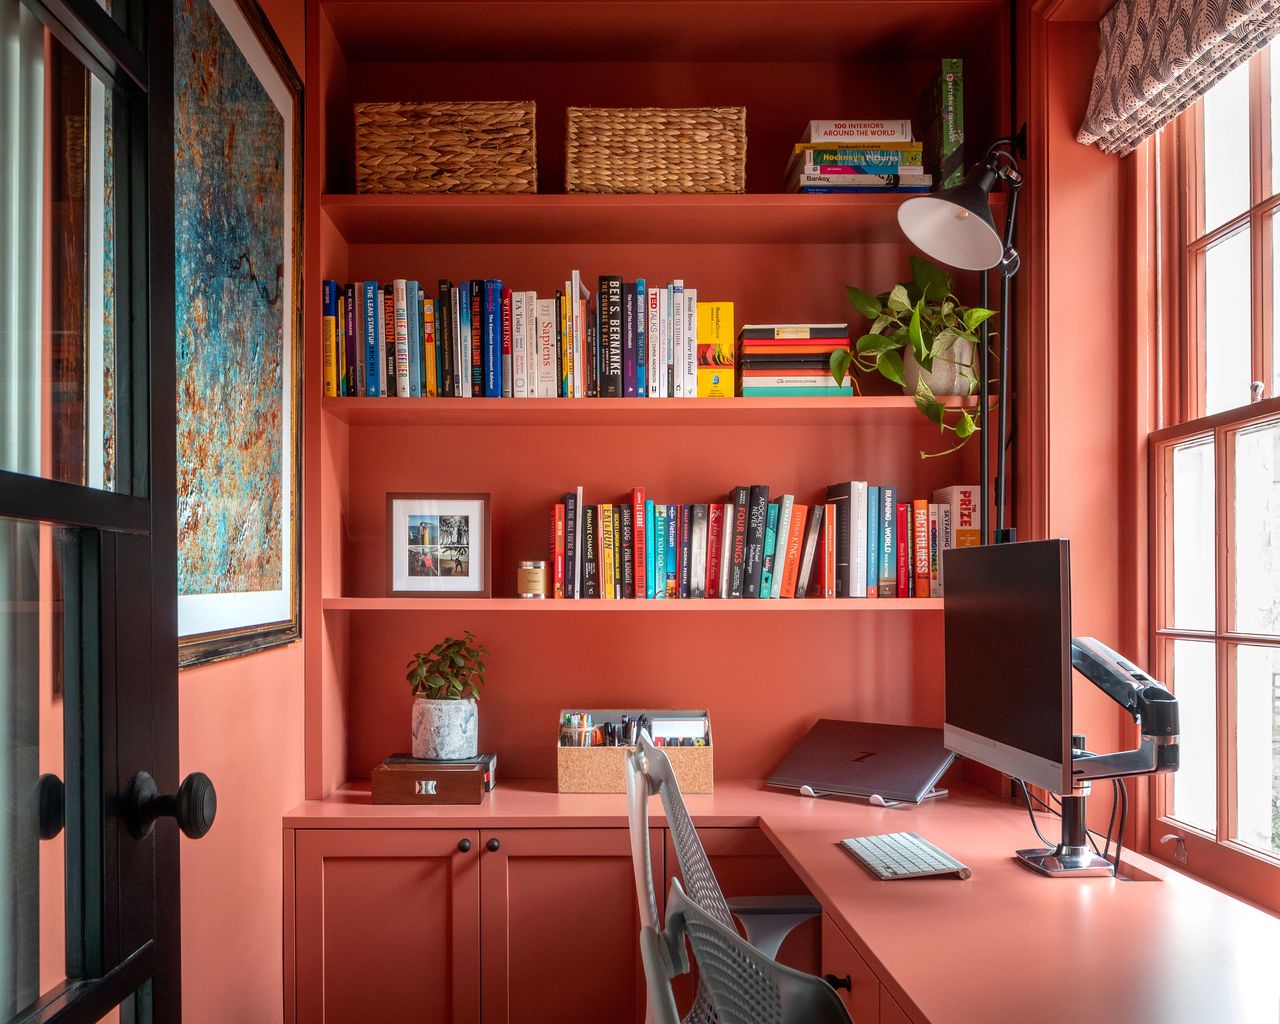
903;332;976;397
411;697;478;760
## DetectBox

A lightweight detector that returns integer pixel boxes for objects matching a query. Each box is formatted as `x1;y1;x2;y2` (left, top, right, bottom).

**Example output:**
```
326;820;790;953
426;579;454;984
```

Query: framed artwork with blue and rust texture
175;0;302;666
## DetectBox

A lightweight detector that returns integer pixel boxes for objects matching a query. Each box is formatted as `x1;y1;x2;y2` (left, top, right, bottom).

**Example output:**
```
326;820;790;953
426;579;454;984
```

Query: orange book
552;504;566;599
823;502;837;598
913;499;930;597
779;504;809;598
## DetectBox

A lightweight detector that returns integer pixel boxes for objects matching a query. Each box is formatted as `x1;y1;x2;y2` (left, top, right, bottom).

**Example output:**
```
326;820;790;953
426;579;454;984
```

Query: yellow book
336;293;346;396
599;504;615;599
321;282;338;398
560;290;573;398
792;141;924;155
423;296;438;397
696;301;735;398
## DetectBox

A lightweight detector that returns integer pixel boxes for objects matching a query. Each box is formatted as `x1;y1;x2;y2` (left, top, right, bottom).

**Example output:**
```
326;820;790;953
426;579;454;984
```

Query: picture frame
387;493;492;597
173;0;303;667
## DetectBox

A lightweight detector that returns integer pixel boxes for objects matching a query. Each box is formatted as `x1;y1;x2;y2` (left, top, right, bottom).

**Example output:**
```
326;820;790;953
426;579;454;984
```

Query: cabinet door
479;828;663;1024
294;828;481;1024
820;913;880;1024
664;828;821;1013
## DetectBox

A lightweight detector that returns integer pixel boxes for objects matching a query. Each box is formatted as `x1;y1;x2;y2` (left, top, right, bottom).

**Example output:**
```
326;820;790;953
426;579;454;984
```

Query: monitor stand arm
1016;748;1117;878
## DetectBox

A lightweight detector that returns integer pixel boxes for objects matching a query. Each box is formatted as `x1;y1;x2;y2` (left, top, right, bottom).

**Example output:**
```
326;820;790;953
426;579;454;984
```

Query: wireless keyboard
840;831;972;880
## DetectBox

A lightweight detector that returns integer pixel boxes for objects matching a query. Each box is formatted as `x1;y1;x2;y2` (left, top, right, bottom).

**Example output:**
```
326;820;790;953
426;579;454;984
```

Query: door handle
823;973;852;991
127;771;217;840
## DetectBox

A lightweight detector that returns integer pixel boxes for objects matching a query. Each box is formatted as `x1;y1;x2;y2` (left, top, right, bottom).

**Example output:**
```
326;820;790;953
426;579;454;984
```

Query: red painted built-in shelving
322;597;944;612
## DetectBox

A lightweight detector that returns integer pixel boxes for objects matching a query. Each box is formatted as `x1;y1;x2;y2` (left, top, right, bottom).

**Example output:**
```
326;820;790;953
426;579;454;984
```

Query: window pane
1171;437;1216;630
1234;419;1280;634
1170;639;1218;833
0;15;129;491
1203;59;1252;231
1235;644;1280;858
1204;228;1253;415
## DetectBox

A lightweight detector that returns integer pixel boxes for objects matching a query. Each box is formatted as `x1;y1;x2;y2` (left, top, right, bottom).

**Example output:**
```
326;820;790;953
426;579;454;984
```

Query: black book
623;282;638;397
437;279;454;397
581;505;600;598
620;503;636;599
678;504;693;598
555;290;564;397
562;491;578;599
599;275;624;397
738;324;849;341
825;482;857;598
728;485;751;598
796;505;825;597
586;310;599;398
689;504;709;598
383;284;396;395
469;281;483;397
742;485;770;598
740;354;838;367
612;505;623;598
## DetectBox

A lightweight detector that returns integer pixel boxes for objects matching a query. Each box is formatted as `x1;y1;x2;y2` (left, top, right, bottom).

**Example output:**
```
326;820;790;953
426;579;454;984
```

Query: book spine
683;287;698;398
524;291;538;397
896;503;910;597
929;503;942;598
728;486;750;597
938;504;953;595
770;495;794;599
600;504;615;600
436;280;453;397
825;483;853;598
665;505;679;598
635;278;647;397
671;281;685;397
823;502;837;597
759;501;779;599
654;505;668;599
880;486;898;594
803;119;913;142
382;285;395;396
705;502;724;599
392;280;410;398
913;499;930;597
851;482;867;599
563;288;576;398
743;484;769;597
620;504;635;599
419;291;429;396
678;504;692;598
632;488;646;599
412;282;426;398
646;285;661;397
581;505;599;598
552;504;566;599
645;500;656;599
689;504;708;598
658;287;671;398
536;299;556;397
933;485;981;547
469;282;483;397
562;491;578;600
718;503;733;598
501;286;514;398
342;283;357;396
612;507;623;598
866;485;880;597
322;280;338;398
512;292;527;398
600;276;623;397
623;282;638;397
780;505;808;598
796;505;824;597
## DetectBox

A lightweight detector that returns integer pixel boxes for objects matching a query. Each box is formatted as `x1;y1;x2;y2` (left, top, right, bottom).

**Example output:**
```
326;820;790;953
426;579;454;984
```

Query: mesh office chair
626;732;822;1024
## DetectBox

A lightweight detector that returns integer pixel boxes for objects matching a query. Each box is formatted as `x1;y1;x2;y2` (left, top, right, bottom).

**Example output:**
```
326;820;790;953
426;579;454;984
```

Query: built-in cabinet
821;913;918;1024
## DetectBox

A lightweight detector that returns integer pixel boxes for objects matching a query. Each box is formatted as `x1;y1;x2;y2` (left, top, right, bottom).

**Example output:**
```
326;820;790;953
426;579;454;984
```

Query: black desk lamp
897;126;1027;544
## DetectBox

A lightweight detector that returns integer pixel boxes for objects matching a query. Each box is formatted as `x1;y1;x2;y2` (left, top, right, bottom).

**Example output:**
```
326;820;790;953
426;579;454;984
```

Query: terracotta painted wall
178;3;305;1023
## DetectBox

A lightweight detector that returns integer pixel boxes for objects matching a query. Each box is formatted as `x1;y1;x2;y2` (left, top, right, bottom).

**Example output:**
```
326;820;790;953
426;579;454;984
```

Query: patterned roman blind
1078;0;1280;155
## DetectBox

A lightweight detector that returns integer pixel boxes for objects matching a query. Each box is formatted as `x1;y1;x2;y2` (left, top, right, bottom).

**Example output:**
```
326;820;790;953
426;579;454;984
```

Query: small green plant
406;631;488;701
830;256;997;456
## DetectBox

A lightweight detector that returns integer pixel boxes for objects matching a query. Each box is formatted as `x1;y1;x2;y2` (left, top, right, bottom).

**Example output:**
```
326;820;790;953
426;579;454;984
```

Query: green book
925;58;964;189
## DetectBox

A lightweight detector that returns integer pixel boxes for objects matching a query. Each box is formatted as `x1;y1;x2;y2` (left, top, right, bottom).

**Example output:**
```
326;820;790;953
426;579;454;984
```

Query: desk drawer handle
823;974;851;992
458;838;472;853
487;837;501;852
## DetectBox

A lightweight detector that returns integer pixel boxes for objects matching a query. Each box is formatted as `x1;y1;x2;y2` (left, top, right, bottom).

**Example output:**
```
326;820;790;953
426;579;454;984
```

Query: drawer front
820;913;879;1024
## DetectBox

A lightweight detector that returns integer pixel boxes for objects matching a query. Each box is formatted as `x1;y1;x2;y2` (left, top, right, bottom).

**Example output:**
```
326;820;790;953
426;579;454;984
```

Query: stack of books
319;273;717;400
549;483;979;601
784;120;932;195
737;324;852;397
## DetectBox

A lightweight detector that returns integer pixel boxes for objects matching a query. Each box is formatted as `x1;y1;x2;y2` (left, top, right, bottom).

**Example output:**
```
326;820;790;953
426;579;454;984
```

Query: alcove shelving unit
302;0;1011;794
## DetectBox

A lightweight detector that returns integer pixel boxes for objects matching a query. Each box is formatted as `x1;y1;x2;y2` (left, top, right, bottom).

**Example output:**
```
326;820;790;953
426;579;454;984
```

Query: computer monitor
942;539;1074;795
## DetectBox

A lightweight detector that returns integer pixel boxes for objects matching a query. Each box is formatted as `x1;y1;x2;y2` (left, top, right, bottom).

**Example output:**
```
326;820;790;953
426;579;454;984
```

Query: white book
646;286;661;397
392;279;411;398
928;502;942;598
524;291;538;397
851;481;868;599
771;495;795;599
938;504;953;595
719;502;733;598
373;286;387;396
657;287;670;398
671;281;685;397
536;298;557;397
571;270;589;398
511;292;528;398
801;119;913;143
683;287;698;398
450;286;465;398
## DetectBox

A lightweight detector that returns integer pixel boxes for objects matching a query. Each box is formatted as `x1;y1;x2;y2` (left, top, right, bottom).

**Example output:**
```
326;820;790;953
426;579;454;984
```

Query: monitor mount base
1014;786;1115;878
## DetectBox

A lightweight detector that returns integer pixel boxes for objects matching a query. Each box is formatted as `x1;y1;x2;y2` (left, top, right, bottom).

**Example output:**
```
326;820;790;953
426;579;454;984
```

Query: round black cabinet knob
486;837;501;852
458;838;472;853
823;974;852;992
127;771;217;840
36;774;65;840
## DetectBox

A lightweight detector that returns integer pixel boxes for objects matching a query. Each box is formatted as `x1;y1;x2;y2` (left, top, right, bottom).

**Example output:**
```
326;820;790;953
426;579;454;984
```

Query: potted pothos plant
830;256;997;457
406;631;487;760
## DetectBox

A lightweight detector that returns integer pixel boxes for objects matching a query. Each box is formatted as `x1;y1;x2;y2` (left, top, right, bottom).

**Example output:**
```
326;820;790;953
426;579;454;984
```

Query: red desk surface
286;780;1280;1024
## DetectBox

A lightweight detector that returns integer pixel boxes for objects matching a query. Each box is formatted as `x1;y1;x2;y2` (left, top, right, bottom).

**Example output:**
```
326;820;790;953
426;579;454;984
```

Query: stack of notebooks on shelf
549;483;979;601
320;274;726;400
784;119;932;195
737;324;852;397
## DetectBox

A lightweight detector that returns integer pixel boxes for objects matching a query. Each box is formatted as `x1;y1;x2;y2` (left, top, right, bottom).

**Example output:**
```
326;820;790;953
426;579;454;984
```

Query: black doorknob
458;838;472;852
36;774;65;840
486;837;501;852
127;771;217;840
823;974;852;992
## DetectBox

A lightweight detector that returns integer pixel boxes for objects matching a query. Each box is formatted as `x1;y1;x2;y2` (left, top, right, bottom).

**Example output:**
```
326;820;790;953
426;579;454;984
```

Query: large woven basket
355;101;537;194
565;106;746;194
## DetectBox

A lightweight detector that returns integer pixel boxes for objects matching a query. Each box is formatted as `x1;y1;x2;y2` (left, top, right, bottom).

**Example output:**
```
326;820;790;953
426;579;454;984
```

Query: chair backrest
665;879;853;1024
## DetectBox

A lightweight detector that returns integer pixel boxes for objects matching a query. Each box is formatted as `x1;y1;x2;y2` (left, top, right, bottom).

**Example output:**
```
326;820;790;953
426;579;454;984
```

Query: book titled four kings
549;485;981;601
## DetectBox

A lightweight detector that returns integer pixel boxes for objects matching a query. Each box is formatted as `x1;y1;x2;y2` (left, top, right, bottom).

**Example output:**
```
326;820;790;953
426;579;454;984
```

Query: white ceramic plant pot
411;697;478;760
902;331;976;397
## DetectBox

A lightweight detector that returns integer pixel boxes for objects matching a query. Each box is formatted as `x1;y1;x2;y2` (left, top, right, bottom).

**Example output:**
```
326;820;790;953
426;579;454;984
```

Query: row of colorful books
738;325;851;398
549;483;980;600
785;120;931;195
320;276;733;400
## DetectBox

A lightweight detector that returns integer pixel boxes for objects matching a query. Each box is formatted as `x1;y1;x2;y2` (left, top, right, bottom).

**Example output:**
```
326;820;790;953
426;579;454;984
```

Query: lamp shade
897;164;1003;271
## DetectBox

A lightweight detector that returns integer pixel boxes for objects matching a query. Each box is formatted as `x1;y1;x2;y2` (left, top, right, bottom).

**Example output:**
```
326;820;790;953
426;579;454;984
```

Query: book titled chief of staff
548;483;980;602
319;275;736;401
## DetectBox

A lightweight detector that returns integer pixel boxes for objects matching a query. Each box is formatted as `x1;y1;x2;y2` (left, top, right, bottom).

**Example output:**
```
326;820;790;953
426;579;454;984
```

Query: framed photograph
173;0;303;666
387;493;491;597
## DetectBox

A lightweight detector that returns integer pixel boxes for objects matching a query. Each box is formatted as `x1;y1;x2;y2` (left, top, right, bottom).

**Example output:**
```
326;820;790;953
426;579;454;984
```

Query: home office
2;0;1279;1022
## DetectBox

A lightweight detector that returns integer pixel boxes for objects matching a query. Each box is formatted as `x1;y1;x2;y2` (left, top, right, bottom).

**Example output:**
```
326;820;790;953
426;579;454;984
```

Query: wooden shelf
321;395;976;427
323;597;943;612
321;193;1006;246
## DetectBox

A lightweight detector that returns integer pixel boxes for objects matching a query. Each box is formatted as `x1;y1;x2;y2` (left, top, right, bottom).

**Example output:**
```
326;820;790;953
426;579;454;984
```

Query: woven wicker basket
354;101;537;194
565;106;746;194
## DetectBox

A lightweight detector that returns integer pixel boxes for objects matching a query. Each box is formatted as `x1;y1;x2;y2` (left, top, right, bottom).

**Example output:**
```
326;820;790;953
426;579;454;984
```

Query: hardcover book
406;281;422;398
913;499;930;598
635;279;648;396
706;503;724;599
938;504;953;594
322;279;338;398
383;285;396;396
780;504;809;599
469;281;483;397
866;485;880;598
654;505;668;599
552;504;566;599
600;504;616;600
928;502;942;598
896;503;911;598
760;501;779;598
632;488;647;599
581;505;600;598
501;285;513;398
678;504;693;599
436;279;454;397
344;283;358;396
623;282;638;397
743;484;770;598
613;506;624;599
822;501;837;598
671;281;685;397
771;495;795;599
600;276;624;397
645;499;656;599
879;486;898;597
932;485;981;547
620;503;636;599
800;119;913;143
796;505;825;598
696;300;735;398
562;491;578;600
666;504;679;597
719;503;733;598
689;504;709;598
728;486;750;598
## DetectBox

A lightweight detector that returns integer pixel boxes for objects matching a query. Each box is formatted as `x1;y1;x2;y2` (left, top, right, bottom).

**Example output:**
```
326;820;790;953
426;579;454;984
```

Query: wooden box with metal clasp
371;753;496;805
